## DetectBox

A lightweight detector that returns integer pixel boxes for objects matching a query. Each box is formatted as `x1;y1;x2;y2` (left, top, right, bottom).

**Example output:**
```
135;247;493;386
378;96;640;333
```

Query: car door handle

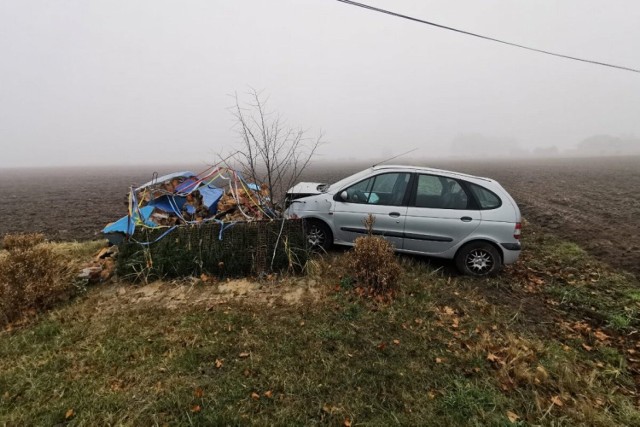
389;212;401;218
460;216;473;222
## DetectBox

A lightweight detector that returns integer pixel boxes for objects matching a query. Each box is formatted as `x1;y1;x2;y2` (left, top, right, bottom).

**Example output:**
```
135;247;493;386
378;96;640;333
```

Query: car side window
344;177;374;203
467;183;501;209
343;173;410;206
414;175;469;209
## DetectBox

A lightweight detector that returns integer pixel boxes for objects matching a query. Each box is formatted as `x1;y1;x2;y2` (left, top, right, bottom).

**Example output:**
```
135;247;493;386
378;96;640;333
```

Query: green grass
521;231;640;331
1;227;640;425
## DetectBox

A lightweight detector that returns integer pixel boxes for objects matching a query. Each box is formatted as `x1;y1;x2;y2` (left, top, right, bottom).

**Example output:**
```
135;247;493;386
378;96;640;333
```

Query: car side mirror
334;191;348;202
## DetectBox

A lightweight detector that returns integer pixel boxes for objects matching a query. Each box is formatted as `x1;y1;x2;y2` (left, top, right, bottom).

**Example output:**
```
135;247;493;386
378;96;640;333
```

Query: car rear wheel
304;220;333;252
455;242;502;276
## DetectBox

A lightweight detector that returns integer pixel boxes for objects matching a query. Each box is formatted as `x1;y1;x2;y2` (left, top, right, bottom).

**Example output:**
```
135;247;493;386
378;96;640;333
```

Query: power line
335;0;640;74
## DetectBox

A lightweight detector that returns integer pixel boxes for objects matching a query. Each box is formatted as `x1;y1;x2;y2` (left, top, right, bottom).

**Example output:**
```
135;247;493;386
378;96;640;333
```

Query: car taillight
514;222;521;240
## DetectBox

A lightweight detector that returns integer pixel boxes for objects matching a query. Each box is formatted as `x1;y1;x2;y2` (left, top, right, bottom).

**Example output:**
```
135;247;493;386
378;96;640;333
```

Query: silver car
285;165;522;276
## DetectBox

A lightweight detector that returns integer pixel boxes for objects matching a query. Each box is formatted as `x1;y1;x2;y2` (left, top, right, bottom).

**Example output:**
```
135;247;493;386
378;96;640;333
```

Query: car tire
455;242;502;276
304;220;333;252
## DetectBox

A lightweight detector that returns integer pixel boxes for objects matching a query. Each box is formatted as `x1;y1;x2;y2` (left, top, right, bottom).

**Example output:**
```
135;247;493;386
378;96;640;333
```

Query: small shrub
0;233;75;326
1;233;45;251
346;214;401;298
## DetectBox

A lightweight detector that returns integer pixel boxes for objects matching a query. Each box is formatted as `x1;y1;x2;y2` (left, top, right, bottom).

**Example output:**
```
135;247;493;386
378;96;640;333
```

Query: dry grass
345;214;402;298
0;234;82;326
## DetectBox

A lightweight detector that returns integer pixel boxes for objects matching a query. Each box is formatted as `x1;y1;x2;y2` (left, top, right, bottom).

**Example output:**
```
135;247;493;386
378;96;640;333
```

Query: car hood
286;182;328;196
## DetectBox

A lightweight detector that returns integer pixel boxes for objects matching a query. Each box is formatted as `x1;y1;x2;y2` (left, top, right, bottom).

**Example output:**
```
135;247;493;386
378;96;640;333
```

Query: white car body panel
285;165;522;266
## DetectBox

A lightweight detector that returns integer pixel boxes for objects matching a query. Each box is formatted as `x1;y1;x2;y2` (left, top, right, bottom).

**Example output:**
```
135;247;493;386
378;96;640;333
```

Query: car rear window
468;183;502;210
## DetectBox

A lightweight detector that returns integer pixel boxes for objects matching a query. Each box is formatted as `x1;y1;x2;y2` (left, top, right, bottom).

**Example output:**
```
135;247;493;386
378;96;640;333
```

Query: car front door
403;174;481;254
332;172;411;249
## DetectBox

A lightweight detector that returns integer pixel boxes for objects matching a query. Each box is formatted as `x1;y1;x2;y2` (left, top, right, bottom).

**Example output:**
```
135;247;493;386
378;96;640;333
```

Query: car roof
371;164;493;183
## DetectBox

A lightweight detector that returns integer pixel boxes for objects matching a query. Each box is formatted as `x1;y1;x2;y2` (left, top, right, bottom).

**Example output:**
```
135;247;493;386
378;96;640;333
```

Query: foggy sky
1;0;639;168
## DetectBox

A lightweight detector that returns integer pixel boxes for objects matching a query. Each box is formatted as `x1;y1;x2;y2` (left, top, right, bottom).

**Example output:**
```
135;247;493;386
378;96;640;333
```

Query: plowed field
1;156;638;276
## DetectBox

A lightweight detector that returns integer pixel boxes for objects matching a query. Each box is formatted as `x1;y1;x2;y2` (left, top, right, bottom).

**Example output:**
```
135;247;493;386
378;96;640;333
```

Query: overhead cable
335;0;640;74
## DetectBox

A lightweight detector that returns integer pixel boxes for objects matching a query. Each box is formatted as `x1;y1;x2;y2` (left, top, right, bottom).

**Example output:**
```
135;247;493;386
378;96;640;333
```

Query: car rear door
332;172;411;249
403;174;481;254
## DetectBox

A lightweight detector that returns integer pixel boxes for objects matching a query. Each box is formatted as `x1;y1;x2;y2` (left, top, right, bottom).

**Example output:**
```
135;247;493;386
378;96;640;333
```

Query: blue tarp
144;187;224;215
102;206;156;235
102;186;224;237
199;186;224;213
175;178;199;194
102;168;266;245
148;195;187;215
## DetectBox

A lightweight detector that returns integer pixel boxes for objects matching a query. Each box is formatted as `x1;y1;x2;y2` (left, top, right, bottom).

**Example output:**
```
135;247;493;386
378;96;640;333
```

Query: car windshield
326;168;374;193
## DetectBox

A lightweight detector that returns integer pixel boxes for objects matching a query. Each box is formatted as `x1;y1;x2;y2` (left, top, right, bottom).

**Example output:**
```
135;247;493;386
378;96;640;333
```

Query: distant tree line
449;133;640;158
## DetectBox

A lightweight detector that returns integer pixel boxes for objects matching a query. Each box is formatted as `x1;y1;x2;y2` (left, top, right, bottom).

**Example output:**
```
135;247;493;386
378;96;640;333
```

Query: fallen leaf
551;395;563;407
344;419;352;427
251;392;260;400
264;390;273;398
487;353;500;362
215;359;224;369
506;410;519;423
593;330;609;341
451;318;459;328
393;339;400;345
582;343;593;352
239;352;250;358
377;342;386;350
442;306;455;315
435;357;443;364
535;365;549;382
414;318;423;325
65;409;74;419
191;405;202;413
194;387;204;398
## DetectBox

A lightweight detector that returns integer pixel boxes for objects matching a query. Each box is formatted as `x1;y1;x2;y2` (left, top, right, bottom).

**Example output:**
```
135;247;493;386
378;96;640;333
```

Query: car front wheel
304;220;333;252
455;242;502;276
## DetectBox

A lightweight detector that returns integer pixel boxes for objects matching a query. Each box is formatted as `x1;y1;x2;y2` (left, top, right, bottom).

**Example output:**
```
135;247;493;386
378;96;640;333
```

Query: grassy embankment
1;224;639;426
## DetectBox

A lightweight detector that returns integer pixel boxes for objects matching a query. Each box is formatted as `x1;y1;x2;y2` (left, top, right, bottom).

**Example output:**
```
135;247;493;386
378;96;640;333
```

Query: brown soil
451;157;640;278
1;156;639;276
